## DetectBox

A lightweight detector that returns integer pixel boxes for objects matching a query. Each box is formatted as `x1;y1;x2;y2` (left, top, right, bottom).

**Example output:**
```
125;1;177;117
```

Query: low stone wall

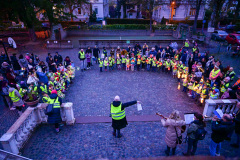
0;103;75;155
79;39;186;49
203;99;238;119
67;30;173;37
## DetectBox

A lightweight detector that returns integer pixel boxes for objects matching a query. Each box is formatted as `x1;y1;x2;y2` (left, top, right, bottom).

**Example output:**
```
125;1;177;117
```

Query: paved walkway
0;39;240;159
20;62;239;159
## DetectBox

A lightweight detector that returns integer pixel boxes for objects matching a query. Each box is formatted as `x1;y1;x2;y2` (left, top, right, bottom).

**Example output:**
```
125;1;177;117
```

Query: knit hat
114;95;120;101
51;90;58;94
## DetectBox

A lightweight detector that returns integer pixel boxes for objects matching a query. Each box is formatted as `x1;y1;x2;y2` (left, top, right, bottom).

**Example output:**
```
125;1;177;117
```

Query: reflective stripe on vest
211;69;220;78
9;89;20;102
221;83;229;93
104;60;108;66
111;102;125;120
79;51;85;59
210;93;218;99
137;59;141;64
99;61;103;67
122;58;126;63
185;42;189;47
19;88;24;97
126;59;130;64
152;60;157;67
201;89;207;98
40;85;48;93
117;59;121;64
49;97;60;108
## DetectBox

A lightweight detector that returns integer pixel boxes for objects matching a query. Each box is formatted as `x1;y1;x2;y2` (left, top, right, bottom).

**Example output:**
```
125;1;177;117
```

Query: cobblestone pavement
22;122;239;160
1;39;240;159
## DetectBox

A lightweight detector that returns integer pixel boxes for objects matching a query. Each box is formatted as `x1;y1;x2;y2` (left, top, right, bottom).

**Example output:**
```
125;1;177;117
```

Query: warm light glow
178;83;180;90
201;98;204;103
172;1;175;4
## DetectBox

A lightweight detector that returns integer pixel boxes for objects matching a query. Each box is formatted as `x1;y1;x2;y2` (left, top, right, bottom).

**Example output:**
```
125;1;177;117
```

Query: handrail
0;102;75;155
0;149;32;160
203;99;239;118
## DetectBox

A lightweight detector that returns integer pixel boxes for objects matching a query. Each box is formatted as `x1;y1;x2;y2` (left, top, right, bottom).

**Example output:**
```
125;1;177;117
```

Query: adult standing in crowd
10;54;21;71
47;90;63;133
78;49;86;72
6;68;17;85
209;114;235;156
54;52;63;65
231;102;240;148
46;53;52;67
93;45;100;64
18;54;28;70
85;46;92;65
110;95;139;138
0;52;10;66
161;110;186;156
183;113;206;156
1;62;10;78
188;54;194;74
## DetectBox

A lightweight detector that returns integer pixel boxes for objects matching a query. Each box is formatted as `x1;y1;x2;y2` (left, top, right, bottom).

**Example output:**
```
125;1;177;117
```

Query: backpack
194;126;207;140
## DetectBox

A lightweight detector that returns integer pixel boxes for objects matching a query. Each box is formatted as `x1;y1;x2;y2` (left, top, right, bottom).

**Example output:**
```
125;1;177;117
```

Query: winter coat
54;55;63;64
6;72;16;85
10;55;21;70
93;48;100;58
37;72;48;85
47;93;63;124
233;110;240;134
211;120;235;143
8;87;24;107
111;100;137;129
161;118;186;148
187;120;205;139
86;54;91;63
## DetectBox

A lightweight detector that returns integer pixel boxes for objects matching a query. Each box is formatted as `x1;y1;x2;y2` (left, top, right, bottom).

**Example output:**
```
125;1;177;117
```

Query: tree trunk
193;0;202;34
150;13;152;32
28;27;36;42
123;3;127;18
234;0;240;22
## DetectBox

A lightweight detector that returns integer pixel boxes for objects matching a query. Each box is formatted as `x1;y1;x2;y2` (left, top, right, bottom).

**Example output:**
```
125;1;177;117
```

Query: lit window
173;8;176;16
189;8;196;16
78;8;81;14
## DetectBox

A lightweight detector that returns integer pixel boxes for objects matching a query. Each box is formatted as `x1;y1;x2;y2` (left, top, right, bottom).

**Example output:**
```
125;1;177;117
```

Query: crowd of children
96;46;237;106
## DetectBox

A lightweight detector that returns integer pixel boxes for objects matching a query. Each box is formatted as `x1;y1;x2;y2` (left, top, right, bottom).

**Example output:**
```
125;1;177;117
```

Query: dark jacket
47;93;63;124
233;110;240;134
10;55;21;70
181;53;187;63
111;100;137;129
93;48;100;58
211;120;235;143
54;54;63;64
187;120;205;139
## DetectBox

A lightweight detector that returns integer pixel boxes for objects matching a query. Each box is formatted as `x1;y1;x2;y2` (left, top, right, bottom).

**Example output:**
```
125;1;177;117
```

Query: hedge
86;24;177;30
59;21;87;28
106;18;150;24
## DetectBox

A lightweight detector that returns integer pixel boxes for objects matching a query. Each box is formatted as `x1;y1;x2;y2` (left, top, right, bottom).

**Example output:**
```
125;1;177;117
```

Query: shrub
106;18;150;24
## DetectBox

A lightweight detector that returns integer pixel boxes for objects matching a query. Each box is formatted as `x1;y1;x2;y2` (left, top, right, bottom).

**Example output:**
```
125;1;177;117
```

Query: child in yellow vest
137;55;141;71
182;78;188;92
104;57;108;72
126;55;130;71
99;58;103;72
172;61;178;78
116;57;121;70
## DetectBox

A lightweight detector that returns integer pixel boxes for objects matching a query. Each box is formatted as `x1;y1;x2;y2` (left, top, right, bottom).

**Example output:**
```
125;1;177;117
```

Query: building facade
69;0;109;21
152;1;205;22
